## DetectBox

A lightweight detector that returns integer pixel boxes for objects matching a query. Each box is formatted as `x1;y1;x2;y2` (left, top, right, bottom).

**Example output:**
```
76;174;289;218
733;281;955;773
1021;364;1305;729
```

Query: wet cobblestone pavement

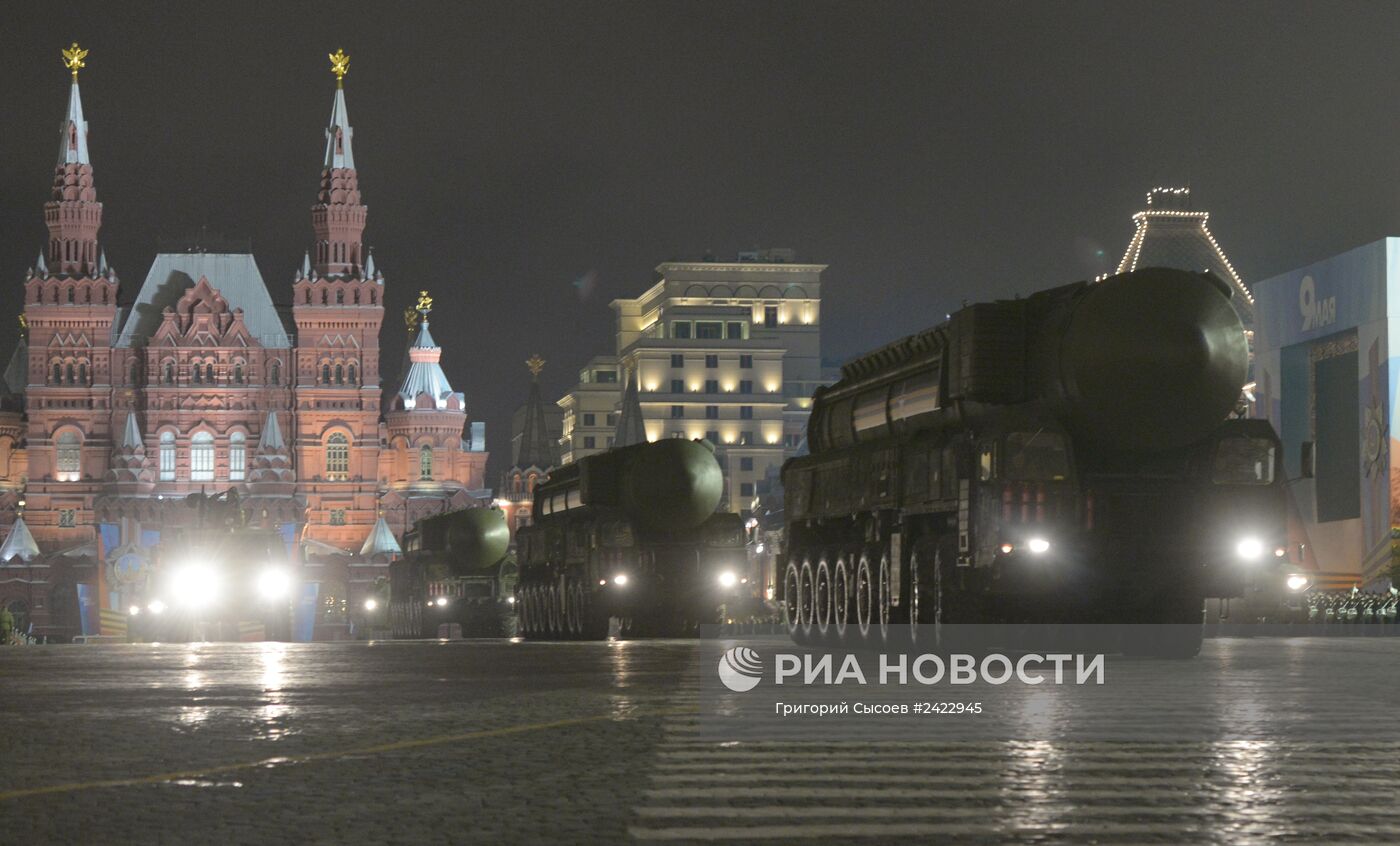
1;638;1398;844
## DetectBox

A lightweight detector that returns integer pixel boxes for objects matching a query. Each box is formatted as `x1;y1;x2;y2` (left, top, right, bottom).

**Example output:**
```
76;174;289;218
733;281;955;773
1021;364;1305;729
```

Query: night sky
5;2;1400;478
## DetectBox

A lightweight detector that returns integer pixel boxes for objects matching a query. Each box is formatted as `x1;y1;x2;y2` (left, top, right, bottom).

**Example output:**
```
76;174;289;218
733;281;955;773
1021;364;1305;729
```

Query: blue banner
276;523;298;559
98;523;121;557
292;581;319;643
76;584;99;637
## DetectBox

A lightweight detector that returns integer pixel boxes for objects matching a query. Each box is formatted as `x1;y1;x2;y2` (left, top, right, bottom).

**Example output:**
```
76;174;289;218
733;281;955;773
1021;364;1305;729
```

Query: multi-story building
557;250;826;516
0;48;487;640
556;355;620;465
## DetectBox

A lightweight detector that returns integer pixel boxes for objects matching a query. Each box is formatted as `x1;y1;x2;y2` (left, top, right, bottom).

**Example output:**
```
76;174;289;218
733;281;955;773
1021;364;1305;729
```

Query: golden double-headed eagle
329;48;350;85
62;42;88;80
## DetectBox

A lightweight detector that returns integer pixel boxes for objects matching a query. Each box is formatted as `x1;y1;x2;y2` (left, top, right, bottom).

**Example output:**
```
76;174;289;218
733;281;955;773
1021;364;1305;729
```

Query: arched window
326;433;349;481
65;363;74;384
335;364;344;384
336;289;344;305
56;431;81;481
52;363;61;384
206;363;215;384
193;362;202;384
78;362;88;385
159;431;176;480
229;432;246;481
66;286;74;304
163;361;174;384
128;360;139;385
190;431;214;481
234;361;244;384
0;435;12;479
322;363;331;384
348;363;357;384
270;360;281;385
419;445;433;480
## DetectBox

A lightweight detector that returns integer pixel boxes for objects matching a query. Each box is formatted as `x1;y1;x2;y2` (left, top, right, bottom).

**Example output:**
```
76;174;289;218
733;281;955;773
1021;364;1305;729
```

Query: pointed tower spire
46;42;102;277
121;410;143;448
311;48;366;277
0;517;41;563
516;355;558;469
35;251;47;276
613;366;647;448
259;409;286;451
395;292;461;410
359;515;402;558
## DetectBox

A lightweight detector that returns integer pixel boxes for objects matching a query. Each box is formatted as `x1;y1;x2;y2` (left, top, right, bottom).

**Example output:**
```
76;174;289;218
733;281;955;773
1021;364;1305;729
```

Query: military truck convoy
781;267;1288;656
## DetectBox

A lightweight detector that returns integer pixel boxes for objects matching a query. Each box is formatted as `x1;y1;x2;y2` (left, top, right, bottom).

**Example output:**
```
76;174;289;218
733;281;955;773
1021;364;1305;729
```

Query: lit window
191;432;214;481
160;431;176;480
327;433;349;481
56;432;81;481
229;432;246;481
419;445;433;480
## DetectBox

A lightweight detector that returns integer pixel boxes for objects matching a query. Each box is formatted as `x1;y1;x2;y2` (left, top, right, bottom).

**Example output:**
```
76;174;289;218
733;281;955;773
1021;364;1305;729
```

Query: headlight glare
1236;537;1265;561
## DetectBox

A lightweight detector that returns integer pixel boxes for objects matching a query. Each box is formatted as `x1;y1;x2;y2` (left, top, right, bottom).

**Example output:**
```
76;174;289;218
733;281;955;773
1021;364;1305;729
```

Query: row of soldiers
1303;589;1399;626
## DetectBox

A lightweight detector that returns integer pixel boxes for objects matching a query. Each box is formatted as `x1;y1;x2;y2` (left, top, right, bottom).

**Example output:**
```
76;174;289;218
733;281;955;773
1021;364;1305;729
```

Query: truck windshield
1211;437;1276;485
1004;431;1070;481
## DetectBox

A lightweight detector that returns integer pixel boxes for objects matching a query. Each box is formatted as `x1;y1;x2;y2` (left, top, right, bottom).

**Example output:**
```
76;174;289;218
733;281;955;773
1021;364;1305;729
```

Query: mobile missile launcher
516;438;748;639
389;508;517;638
782;267;1287;656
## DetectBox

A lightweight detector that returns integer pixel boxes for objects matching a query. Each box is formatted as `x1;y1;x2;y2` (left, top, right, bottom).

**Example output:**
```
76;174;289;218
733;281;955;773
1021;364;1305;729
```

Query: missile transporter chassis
781;268;1287;657
388;508;518;638
516;439;747;639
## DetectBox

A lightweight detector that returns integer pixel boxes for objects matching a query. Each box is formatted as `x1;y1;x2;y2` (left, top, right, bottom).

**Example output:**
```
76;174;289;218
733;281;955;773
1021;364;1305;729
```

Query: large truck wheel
783;559;802;636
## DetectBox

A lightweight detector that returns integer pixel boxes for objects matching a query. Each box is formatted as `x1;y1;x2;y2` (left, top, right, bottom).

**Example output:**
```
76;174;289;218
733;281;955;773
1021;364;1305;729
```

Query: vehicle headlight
169;563;221;609
613;573;629;586
435;596;449;607
718;570;738;588
1286;574;1311;592
256;568;292;601
1026;538;1051;555
1236;537;1265;561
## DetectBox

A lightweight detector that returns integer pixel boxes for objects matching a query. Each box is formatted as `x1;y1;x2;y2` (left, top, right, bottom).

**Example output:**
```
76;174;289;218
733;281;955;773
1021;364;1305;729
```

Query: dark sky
6;2;1400;479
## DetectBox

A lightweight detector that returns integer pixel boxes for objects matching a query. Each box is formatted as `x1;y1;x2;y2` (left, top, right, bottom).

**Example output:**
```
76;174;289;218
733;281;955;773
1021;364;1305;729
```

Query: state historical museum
0;49;489;639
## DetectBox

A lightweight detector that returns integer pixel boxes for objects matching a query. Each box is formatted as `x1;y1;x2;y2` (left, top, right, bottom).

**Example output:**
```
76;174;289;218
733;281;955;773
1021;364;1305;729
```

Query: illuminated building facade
0;48;487;640
558;250;826;516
